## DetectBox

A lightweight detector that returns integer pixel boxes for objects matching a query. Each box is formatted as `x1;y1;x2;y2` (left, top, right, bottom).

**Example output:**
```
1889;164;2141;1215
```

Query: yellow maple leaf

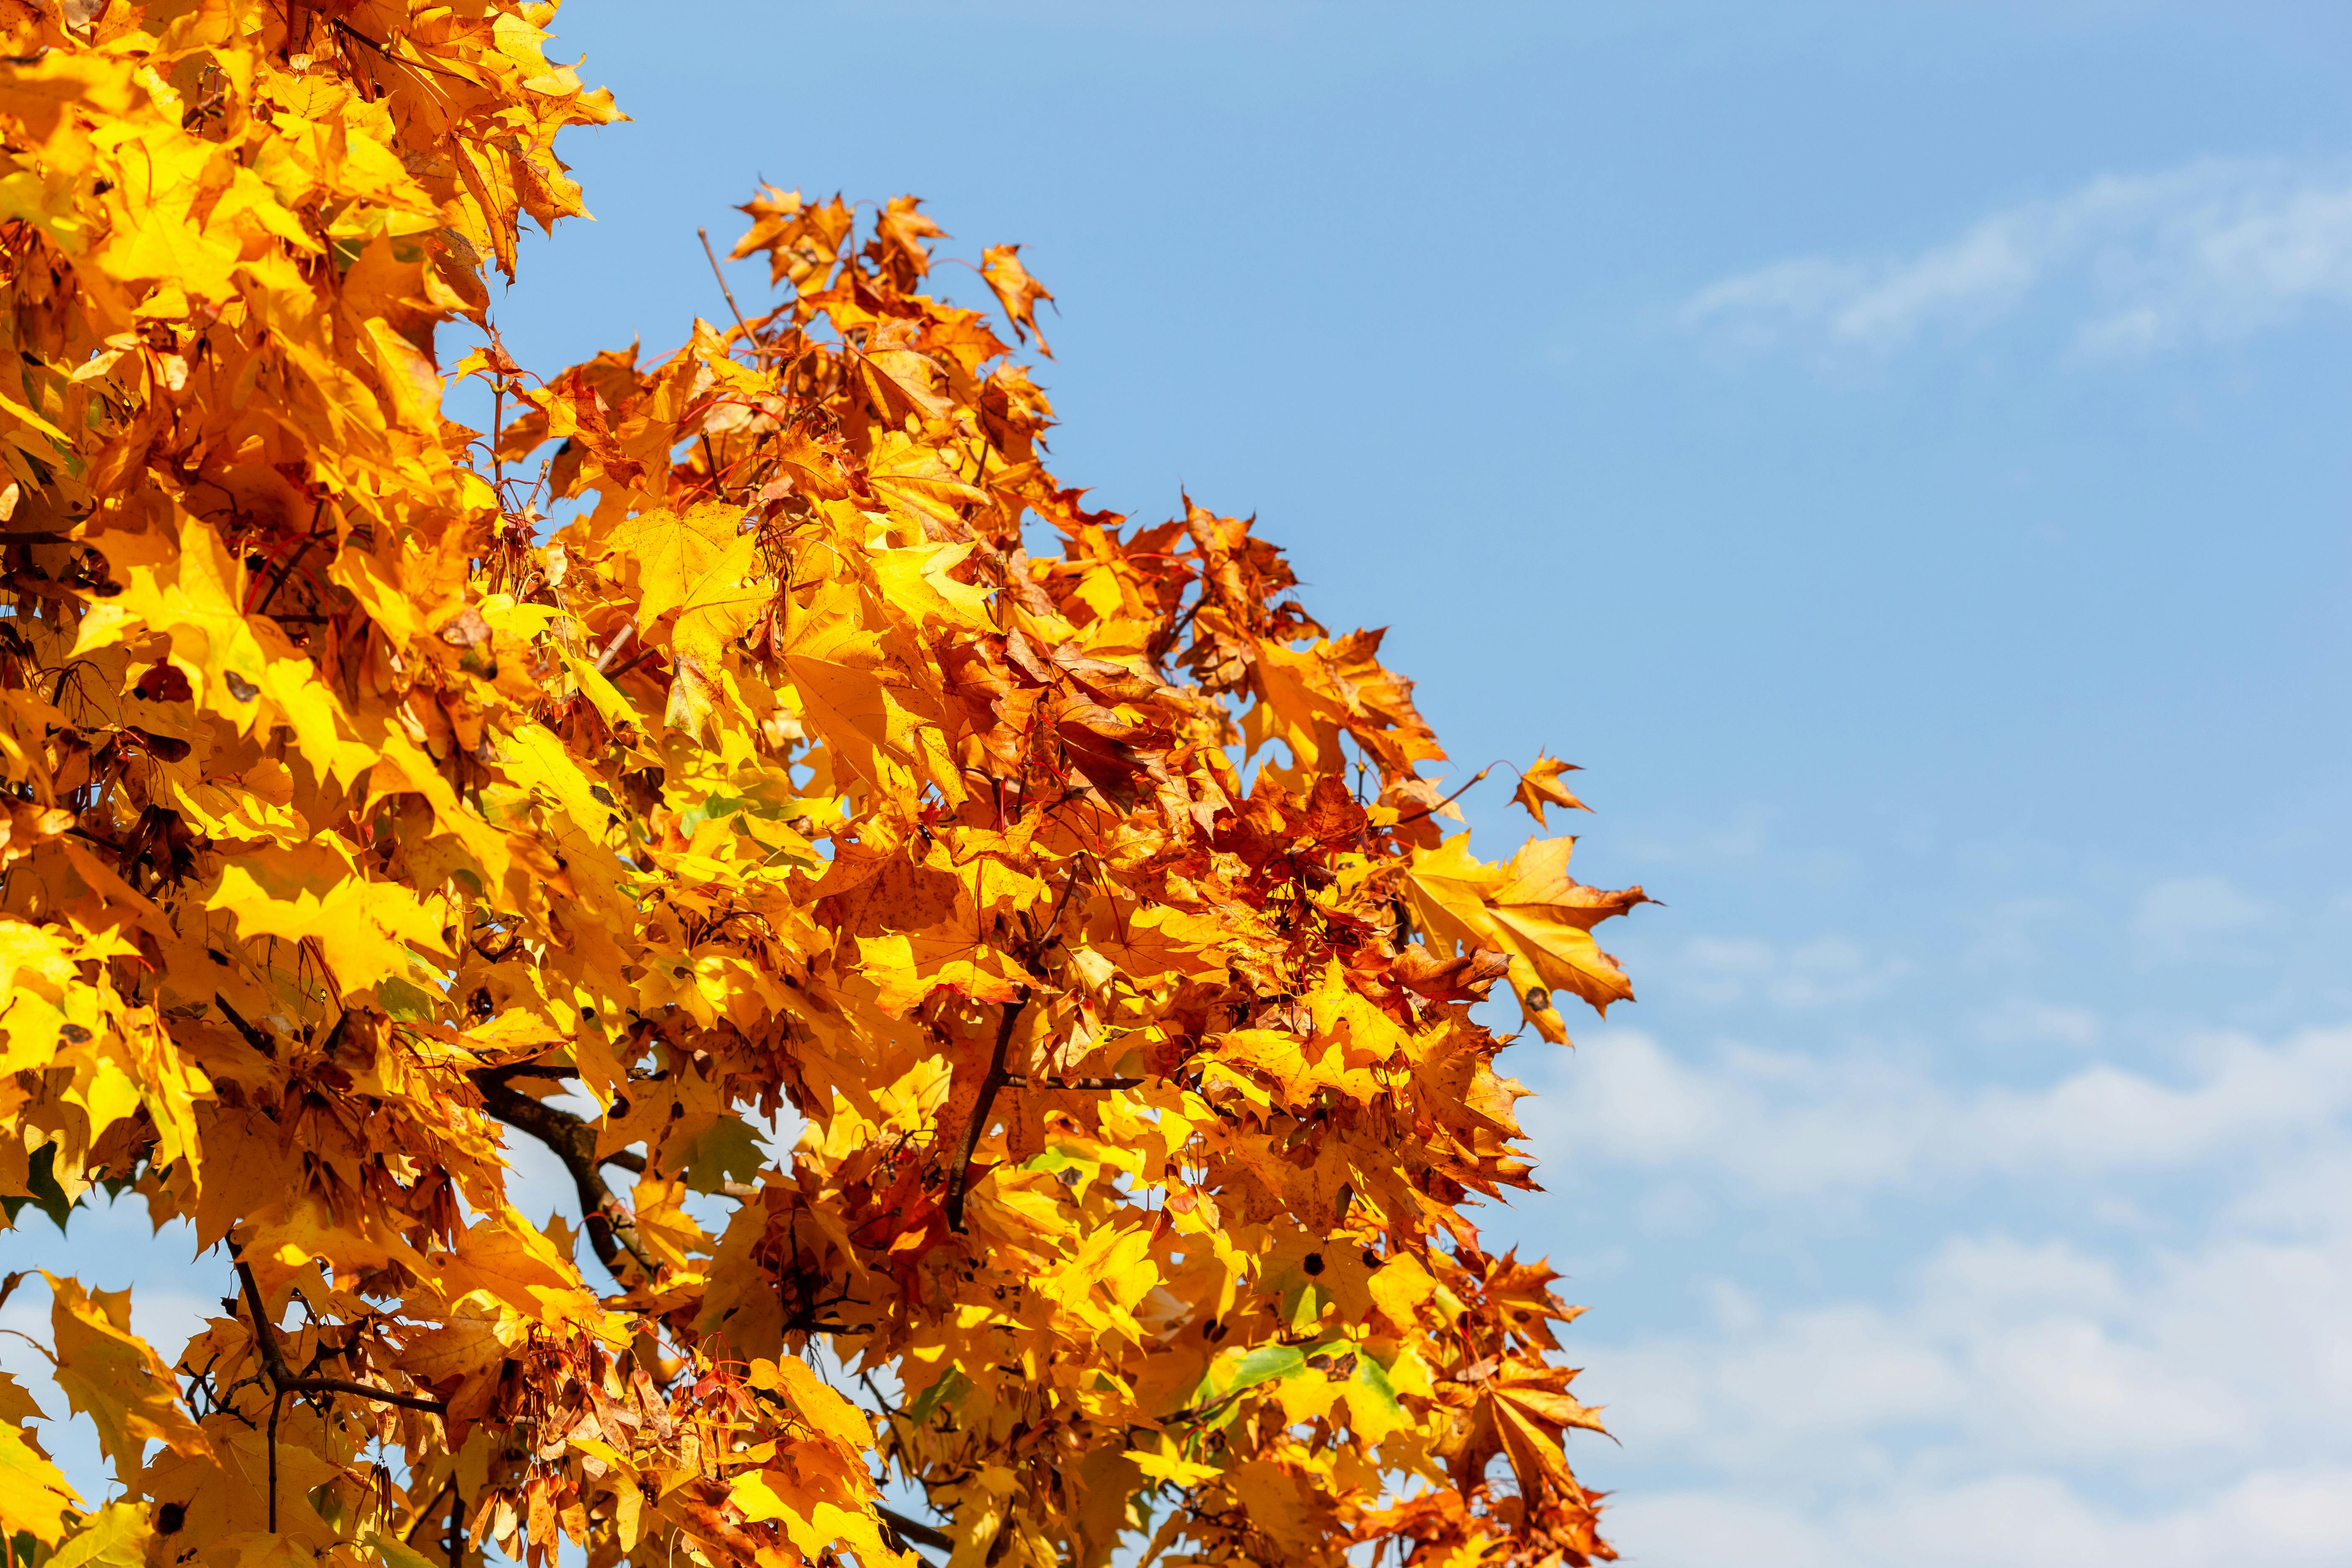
45;1274;210;1479
1511;753;1587;827
856;928;1028;1018
603;501;758;631
0;1416;78;1545
203;838;449;993
752;1356;873;1453
1406;833;1648;1042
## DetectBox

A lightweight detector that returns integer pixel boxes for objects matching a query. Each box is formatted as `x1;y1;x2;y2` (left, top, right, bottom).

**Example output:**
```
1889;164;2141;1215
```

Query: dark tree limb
233;1261;446;1417
945;988;1032;1234
471;1068;657;1279
214;993;276;1058
266;1388;283;1532
999;1074;1142;1091
877;1504;953;1556
401;1477;456;1546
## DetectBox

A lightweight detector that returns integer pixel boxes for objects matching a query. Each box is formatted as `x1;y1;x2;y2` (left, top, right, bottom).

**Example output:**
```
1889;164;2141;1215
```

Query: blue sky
11;3;2352;1563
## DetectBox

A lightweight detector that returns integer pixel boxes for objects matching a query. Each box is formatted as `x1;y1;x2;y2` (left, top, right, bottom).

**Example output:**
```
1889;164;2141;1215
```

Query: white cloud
1582;1203;2352;1565
1682;158;2352;358
1531;987;2352;1568
1607;1468;2352;1568
1527;1022;2352;1195
1617;817;1763;875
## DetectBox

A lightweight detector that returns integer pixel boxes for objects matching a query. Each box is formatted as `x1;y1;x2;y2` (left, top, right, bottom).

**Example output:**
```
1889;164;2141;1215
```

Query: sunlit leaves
0;5;1645;1568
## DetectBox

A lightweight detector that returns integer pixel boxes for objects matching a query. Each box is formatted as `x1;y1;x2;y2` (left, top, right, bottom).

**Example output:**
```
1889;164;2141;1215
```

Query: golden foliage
0;5;1648;1568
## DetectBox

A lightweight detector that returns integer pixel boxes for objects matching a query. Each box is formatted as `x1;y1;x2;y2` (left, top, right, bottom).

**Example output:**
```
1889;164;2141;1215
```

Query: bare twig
1390;762;1507;827
266;1388;283;1532
591;621;634;673
699;227;756;349
214;994;276;1059
250;527;325;616
401;1477;456;1545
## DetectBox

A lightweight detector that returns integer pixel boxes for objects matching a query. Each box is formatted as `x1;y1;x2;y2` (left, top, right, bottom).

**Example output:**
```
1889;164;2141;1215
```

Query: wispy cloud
1681;158;2352;357
1582;1187;2352;1566
1556;1051;2352;1566
1524;1020;2352;1195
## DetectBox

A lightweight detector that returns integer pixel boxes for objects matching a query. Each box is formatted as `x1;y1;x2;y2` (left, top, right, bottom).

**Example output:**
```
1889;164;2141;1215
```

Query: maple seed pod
128;727;191;763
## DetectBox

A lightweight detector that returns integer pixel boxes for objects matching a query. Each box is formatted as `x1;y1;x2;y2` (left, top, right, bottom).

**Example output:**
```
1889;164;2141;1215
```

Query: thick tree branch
877;1504;953;1556
945;988;1032;1234
592;621;634;673
472;1068;657;1279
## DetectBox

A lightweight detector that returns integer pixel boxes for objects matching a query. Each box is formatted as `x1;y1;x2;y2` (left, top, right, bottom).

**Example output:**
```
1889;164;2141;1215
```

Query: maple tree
0;5;1655;1568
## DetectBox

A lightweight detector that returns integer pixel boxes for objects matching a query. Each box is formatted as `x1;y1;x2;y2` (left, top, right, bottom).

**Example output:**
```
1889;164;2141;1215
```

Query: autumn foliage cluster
0;5;1651;1568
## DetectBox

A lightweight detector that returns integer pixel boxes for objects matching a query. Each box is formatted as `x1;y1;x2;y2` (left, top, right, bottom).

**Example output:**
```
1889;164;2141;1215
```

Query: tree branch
877;1504;954;1556
592;621;634;673
944;988;1031;1234
999;1074;1141;1091
214;993;276;1058
233;1261;446;1416
699;227;757;350
472;1068;657;1280
1390;763;1502;827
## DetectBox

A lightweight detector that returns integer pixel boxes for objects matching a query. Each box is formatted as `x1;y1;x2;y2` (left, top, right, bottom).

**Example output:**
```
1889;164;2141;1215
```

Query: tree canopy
0;5;1647;1568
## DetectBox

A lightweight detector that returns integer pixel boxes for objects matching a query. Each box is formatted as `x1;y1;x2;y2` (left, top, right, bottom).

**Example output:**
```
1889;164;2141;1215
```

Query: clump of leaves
0;5;1649;1568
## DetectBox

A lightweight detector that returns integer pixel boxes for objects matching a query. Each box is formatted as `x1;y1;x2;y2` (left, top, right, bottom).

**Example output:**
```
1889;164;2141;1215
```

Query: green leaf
1225;1343;1306;1395
1352;1351;1400;1414
905;1369;969;1425
375;976;440;1022
1;1144;75;1233
681;1116;762;1194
